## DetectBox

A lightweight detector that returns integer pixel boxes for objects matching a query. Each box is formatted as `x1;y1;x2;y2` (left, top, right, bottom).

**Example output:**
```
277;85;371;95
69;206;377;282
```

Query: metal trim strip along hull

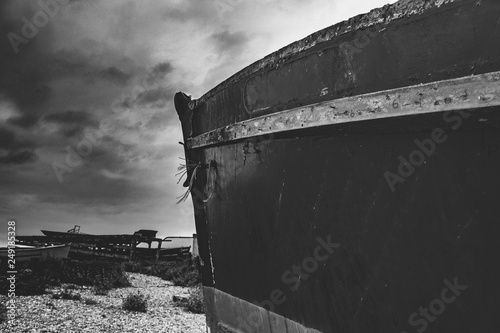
188;71;500;149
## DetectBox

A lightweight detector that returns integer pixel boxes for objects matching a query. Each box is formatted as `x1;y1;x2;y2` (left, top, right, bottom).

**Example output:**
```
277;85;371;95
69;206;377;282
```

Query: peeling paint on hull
174;0;500;332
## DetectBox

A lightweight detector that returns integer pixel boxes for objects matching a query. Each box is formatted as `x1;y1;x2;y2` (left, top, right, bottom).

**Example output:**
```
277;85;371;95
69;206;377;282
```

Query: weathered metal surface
191;0;500;136
188;71;500;149
174;0;500;332
197;108;500;332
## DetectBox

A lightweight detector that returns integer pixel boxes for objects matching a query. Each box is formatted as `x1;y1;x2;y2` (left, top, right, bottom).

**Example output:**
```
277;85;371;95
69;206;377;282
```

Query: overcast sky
0;0;396;244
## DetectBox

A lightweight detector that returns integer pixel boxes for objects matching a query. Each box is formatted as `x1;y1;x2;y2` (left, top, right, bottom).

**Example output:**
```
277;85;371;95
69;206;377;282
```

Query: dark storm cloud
1;57;52;129
7;113;41;129
1;76;52;110
163;0;219;23
135;88;174;107
0;126;37;165
59;127;78;138
0;1;55;130
0;149;37;165
43;110;99;138
0;126;36;150
0;147;157;207
44;110;97;126
51;49;134;85
0;0;149;214
111;61;176;109
210;30;250;55
145;111;173;131
0;127;16;148
26;136;152;207
201;29;253;86
113;87;173;110
98;66;132;85
152;62;173;79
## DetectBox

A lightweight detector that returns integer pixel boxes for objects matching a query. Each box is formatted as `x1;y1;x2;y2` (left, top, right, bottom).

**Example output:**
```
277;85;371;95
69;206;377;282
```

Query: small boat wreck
174;0;500;332
0;244;70;263
17;226;194;261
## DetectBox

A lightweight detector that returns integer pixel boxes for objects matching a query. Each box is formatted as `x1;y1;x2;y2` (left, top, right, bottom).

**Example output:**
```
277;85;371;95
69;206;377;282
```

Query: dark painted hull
201;111;500;333
175;0;500;332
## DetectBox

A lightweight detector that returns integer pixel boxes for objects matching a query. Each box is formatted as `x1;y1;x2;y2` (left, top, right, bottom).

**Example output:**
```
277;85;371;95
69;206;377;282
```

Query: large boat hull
198;109;500;332
175;0;500;332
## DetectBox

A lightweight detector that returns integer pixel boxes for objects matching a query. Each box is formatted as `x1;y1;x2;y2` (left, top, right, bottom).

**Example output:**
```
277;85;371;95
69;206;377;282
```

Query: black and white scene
1;0;500;332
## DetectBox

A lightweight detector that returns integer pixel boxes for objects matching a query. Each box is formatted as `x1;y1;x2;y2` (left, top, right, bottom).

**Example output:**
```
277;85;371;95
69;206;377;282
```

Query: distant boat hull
18;230;192;261
0;244;70;263
67;246;192;261
18;229;192;261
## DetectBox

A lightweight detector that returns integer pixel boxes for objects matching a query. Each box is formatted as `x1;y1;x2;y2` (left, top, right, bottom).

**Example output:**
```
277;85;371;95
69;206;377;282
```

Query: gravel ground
0;273;206;333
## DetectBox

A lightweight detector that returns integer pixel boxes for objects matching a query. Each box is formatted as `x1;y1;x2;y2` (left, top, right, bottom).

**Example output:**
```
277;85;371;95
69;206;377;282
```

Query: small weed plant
173;286;205;314
52;286;82;301
83;297;98;305
123;292;148;313
0;259;131;296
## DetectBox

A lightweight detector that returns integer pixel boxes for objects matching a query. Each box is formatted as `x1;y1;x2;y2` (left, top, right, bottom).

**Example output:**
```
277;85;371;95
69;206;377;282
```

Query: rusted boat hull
175;0;500;332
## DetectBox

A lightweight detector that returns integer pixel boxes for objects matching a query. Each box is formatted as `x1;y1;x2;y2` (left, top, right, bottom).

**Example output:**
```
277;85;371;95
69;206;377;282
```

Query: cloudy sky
0;0;395;243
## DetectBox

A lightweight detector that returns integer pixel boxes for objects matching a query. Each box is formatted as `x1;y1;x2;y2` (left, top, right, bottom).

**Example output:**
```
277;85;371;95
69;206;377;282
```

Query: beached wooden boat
0;244;70;263
17;228;191;261
66;244;191;261
174;0;500;332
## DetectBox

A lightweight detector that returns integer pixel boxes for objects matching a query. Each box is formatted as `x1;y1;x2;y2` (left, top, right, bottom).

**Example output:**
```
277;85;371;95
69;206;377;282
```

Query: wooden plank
188;71;500;149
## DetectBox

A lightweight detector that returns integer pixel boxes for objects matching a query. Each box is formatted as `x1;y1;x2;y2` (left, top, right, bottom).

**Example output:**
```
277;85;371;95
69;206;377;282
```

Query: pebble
0;273;206;333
